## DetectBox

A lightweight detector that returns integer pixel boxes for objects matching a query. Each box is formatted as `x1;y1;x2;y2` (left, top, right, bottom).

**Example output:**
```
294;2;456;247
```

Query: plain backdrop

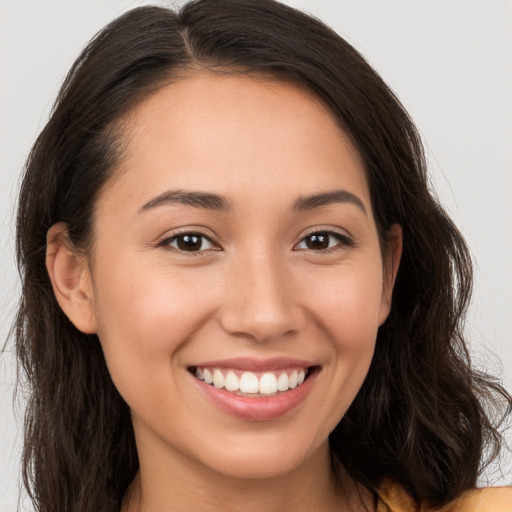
1;0;511;510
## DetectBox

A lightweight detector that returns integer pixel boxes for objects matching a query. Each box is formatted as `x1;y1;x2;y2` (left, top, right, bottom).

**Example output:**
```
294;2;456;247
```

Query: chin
186;428;330;482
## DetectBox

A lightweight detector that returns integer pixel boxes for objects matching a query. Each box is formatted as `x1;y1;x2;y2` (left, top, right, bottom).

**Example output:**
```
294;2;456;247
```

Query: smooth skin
46;74;402;512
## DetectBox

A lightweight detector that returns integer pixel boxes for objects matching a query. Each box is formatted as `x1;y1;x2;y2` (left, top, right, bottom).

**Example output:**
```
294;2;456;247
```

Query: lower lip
192;371;317;421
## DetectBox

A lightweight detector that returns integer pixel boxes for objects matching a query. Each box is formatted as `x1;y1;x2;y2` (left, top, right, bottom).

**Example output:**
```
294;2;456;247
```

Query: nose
218;250;305;343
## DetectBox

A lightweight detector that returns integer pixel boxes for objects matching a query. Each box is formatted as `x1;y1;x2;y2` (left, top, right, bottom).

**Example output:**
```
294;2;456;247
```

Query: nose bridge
219;244;303;342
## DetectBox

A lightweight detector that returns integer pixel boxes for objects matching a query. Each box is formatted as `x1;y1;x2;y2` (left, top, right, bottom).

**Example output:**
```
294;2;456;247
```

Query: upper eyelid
165;231;212;241
156;226;353;248
297;227;353;242
157;226;219;243
158;231;220;252
293;229;355;251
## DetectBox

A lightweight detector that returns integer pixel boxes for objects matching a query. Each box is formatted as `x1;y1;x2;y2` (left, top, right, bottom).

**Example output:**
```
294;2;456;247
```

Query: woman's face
82;74;399;480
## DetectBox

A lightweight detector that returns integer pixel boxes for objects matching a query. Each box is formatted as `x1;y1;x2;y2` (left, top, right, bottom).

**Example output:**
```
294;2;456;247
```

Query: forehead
99;73;370;214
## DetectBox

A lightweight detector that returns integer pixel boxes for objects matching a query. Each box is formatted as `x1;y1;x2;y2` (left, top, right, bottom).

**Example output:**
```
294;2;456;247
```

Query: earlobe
378;224;403;325
46;222;97;334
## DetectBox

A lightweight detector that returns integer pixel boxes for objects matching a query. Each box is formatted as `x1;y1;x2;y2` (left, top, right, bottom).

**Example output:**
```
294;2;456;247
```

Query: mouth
189;366;313;397
187;359;319;421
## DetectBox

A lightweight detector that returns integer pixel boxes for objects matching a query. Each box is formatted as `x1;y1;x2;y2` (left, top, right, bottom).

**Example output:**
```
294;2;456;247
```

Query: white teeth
213;369;225;389
193;366;309;394
224;371;240;392
239;371;259;393
203;368;213;384
259;372;278;394
277;372;289;391
289;370;298;389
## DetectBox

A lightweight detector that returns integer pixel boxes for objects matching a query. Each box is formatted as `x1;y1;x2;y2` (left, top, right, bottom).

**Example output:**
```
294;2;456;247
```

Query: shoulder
376;478;512;512
434;486;512;512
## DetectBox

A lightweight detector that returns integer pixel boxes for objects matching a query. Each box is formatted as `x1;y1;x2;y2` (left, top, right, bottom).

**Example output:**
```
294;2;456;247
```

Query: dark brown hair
13;1;511;511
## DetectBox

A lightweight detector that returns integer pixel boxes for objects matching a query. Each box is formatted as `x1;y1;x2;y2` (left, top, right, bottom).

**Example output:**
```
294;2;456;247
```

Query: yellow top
377;479;512;512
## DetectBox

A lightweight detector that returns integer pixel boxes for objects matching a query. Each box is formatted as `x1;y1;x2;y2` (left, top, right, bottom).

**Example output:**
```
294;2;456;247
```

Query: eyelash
158;232;219;255
158;230;354;255
294;230;354;253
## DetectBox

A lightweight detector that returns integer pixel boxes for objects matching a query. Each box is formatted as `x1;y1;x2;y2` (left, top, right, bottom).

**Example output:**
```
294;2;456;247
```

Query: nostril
218;309;304;344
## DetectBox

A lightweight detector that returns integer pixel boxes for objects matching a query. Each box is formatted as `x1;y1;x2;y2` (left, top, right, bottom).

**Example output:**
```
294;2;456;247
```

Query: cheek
94;256;210;339
302;258;383;402
304;258;384;342
90;256;217;398
332;268;383;373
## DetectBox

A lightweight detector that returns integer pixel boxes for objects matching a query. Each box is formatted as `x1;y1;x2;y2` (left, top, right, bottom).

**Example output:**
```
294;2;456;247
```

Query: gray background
1;0;511;510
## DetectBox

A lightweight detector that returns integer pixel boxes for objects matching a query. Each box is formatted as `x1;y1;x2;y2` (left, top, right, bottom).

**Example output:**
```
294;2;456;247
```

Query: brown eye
295;231;351;251
167;233;214;252
304;233;330;250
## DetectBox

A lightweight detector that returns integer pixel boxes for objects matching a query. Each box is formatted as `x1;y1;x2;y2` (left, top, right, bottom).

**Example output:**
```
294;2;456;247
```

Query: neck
121;442;370;512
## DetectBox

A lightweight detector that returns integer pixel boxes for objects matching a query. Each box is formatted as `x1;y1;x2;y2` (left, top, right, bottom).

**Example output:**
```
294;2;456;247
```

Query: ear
378;223;403;326
46;222;97;334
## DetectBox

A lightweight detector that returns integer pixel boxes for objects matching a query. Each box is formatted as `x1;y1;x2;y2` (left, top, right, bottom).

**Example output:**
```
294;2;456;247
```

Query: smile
193;367;308;396
188;360;318;421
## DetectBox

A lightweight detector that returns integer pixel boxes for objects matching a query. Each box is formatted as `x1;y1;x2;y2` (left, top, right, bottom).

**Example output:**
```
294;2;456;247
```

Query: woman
13;0;512;511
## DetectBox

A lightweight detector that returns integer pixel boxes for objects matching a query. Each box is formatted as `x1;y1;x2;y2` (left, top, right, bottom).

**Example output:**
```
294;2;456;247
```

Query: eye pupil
306;233;330;250
177;234;202;251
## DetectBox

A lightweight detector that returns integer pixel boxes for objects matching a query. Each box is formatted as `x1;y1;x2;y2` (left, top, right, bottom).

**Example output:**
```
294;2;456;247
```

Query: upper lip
189;357;315;372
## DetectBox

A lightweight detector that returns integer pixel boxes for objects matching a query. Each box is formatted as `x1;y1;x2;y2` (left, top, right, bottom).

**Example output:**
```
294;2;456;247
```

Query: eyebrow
137;188;367;216
137;189;230;214
293;189;367;215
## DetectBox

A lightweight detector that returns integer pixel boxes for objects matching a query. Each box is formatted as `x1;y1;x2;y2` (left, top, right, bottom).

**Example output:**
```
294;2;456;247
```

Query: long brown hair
13;1;511;511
